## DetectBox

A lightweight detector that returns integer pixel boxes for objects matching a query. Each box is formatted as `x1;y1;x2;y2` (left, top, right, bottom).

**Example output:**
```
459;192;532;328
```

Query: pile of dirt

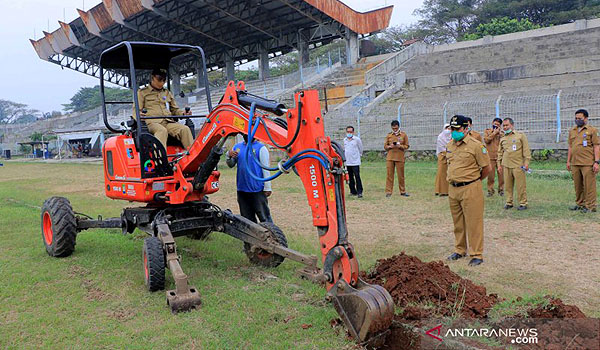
519;297;597;350
362;252;499;320
527;297;586;319
359;254;596;350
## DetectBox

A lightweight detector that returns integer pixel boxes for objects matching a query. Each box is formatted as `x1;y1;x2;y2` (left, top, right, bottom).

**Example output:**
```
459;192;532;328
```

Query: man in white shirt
343;126;364;198
435;124;452;196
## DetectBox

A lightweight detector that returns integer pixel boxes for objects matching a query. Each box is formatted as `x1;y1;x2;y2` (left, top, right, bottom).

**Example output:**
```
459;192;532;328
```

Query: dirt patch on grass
85;285;108;301
527;297;586;319
106;307;136;321
67;265;108;301
362;253;499;320
67;265;89;278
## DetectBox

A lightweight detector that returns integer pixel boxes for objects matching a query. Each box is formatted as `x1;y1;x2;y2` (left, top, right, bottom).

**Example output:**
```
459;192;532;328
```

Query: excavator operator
135;68;193;149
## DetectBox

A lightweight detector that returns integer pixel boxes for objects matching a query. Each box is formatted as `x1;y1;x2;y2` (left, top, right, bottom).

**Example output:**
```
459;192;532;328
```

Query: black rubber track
143;237;165;292
41;196;77;257
244;222;288;268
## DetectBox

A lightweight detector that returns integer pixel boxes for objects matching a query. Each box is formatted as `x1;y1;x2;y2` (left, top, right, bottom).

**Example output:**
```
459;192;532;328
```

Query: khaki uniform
469;130;484;143
435;152;449;195
135;85;194;149
483;128;504;194
568;124;600;210
385;132;409;194
446;136;489;259
497;131;531;207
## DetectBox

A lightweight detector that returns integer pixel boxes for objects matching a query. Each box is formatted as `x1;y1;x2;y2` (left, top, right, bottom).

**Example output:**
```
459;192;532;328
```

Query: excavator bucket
328;278;394;346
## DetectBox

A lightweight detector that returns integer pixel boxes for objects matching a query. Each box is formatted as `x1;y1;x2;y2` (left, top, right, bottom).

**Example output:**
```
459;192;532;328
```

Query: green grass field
1;159;598;349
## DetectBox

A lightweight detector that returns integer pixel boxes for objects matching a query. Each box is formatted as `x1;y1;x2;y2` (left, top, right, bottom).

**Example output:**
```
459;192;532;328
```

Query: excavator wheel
244;222;287;268
143;237;165;292
41;197;77;257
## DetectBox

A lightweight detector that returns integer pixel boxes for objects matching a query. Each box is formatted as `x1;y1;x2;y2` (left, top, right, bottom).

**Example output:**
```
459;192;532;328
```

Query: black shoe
592;208;597;213
504;204;513;209
357;194;363;198
385;193;391;198
581;208;590;213
569;205;582;211
447;253;465;261
439;194;448;197
487;192;494;197
517;205;527;211
498;191;504;197
468;258;483;266
400;193;410;197
435;193;439;196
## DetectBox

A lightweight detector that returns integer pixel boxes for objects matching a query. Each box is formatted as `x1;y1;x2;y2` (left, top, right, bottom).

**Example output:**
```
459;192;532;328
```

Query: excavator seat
127;117;195;150
126;117;173;178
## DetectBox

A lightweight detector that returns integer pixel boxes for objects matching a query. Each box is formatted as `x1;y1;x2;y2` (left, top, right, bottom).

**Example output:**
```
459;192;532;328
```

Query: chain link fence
325;90;600;151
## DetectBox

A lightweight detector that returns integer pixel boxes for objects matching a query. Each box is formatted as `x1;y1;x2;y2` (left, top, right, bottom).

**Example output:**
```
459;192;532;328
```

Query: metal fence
186;47;345;115
325;90;600;151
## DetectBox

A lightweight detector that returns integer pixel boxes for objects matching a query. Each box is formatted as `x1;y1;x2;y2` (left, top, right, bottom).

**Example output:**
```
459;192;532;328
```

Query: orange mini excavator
40;42;393;344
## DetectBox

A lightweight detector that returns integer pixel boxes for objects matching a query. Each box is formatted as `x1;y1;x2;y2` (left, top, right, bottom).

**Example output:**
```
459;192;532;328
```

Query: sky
0;0;424;113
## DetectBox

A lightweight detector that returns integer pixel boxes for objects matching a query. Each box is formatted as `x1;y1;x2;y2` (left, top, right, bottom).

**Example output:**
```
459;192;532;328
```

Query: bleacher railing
325;90;600;151
185;47;346;105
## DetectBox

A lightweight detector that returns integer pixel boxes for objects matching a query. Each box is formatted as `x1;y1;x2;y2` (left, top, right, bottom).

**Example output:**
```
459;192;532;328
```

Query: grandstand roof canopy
30;0;393;87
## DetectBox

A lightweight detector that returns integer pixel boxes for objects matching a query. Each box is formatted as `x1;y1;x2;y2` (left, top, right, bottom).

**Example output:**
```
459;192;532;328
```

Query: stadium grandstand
30;0;393;93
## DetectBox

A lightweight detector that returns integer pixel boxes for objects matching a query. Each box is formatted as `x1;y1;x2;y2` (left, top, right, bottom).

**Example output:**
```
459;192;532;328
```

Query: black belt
450;179;479;187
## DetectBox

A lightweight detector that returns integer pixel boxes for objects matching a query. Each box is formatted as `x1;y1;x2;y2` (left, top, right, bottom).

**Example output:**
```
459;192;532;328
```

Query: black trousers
237;191;273;223
347;165;363;195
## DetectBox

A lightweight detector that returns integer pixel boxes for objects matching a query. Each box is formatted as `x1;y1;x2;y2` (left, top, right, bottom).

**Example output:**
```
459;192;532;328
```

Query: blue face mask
346;133;353;138
451;130;465;141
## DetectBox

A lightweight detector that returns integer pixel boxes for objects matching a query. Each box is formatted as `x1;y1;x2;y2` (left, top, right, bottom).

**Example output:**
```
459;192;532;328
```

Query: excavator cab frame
98;41;212;178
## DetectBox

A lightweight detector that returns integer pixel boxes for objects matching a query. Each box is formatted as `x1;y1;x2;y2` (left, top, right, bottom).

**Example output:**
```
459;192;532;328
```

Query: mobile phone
185;106;191;113
393;142;398;145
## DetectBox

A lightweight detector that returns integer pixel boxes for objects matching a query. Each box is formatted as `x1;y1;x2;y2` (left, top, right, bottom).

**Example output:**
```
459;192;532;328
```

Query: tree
19;144;32;154
462;17;541;40
29;132;56;142
478;0;600;27
63;86;131;113
370;25;437;53
413;0;600;43
0;99;40;124
414;0;485;44
29;132;44;142
371;26;414;53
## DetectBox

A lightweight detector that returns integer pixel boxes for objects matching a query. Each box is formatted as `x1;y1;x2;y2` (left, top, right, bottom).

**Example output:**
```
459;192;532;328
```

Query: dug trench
340;252;599;350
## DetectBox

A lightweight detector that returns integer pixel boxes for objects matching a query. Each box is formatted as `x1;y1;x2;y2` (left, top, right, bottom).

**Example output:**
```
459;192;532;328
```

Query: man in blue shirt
226;136;273;223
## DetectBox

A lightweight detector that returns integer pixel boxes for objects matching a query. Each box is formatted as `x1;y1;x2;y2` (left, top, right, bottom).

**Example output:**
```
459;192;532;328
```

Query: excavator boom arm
178;81;393;343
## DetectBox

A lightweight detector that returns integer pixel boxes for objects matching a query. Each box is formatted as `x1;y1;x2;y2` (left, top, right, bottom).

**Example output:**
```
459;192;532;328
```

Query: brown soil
379;323;422;350
361;254;597;350
362;252;499;320
519;298;597;350
494;317;600;350
527;297;587;319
